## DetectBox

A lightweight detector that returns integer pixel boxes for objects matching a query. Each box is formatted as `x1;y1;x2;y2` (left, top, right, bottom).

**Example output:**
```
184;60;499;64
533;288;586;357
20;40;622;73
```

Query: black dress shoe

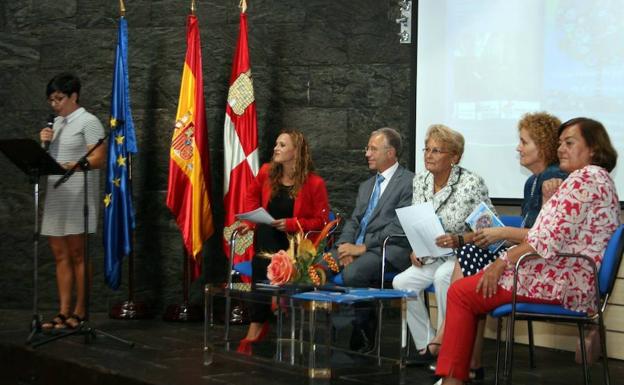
349;327;375;353
349;327;366;350
406;343;439;366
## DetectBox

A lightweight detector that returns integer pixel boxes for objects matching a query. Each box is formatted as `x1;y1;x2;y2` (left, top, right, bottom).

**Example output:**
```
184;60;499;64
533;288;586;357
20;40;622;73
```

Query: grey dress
41;107;105;236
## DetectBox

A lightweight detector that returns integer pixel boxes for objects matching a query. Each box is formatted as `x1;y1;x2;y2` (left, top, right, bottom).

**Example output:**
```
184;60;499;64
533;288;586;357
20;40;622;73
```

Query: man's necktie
356;173;385;244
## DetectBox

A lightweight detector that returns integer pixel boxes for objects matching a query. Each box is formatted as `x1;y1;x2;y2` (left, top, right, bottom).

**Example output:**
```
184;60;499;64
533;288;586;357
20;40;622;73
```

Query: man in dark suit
330;127;414;352
334;127;414;287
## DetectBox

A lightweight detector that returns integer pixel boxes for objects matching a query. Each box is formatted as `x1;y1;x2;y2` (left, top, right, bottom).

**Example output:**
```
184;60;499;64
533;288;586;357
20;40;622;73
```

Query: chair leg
578;323;590;385
224;293;232;341
527;320;536;369
299;307;305;355
506;316;516;385
376;301;383;365
502;317;510;380
598;317;611;385
495;318;502;385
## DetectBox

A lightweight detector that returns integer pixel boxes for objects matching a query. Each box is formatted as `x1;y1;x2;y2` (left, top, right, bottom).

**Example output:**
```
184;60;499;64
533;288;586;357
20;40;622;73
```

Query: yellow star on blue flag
104;193;112;207
116;154;127;167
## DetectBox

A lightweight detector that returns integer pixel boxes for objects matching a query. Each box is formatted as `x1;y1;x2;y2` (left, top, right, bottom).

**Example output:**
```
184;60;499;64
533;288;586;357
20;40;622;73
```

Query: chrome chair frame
493;224;624;385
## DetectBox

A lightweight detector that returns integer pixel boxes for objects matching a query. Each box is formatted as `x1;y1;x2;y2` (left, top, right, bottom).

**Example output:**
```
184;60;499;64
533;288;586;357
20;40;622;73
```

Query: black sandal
64;314;85;329
41;314;67;330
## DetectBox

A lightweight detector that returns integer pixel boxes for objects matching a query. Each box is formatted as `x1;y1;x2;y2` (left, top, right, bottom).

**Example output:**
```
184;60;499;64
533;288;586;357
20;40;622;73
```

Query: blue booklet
465;202;506;253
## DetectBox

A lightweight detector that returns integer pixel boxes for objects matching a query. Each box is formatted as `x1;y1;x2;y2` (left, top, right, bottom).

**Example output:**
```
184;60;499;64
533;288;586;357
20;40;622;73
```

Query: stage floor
0;308;621;385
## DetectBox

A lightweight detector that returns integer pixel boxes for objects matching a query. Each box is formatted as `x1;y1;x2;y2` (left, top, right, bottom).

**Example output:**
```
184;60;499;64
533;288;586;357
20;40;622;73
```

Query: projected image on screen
416;0;624;199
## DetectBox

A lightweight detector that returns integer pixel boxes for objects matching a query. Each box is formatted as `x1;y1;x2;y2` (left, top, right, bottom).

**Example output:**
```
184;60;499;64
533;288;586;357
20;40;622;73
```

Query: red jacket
245;163;330;233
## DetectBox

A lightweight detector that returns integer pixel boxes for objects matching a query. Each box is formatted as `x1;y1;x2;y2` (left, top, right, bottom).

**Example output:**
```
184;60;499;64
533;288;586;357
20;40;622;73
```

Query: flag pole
163;2;210;322
110;157;149;319
163;247;202;321
109;0;149;320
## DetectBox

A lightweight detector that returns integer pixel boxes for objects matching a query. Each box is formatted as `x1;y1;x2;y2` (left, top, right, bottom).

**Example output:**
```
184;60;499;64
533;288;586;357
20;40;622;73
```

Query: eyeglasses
47;95;67;105
422;147;450;155
364;146;390;153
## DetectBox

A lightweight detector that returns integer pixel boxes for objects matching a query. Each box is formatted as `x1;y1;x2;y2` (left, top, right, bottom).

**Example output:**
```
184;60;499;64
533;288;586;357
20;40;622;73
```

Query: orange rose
267;250;295;285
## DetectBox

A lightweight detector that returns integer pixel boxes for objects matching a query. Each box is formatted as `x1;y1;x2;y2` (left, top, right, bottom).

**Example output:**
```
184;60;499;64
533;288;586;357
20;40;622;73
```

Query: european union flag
104;16;138;289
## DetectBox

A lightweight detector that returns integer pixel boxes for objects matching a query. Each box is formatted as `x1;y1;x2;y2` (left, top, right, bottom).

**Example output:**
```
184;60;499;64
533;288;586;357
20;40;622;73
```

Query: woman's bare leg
49;236;73;316
244;322;265;340
67;234;88;319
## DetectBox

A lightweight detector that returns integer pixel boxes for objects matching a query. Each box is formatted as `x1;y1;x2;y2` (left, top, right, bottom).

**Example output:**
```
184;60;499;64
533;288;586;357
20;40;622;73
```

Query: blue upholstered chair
491;224;624;385
499;215;523;228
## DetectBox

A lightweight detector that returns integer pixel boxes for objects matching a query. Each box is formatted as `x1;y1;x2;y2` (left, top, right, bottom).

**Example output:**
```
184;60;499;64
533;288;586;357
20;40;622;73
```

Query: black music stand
42;135;133;348
1;137;134;348
0;139;65;343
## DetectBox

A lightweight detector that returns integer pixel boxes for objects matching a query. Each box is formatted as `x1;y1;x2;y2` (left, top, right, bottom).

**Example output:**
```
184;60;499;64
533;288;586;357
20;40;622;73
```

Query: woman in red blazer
238;129;330;351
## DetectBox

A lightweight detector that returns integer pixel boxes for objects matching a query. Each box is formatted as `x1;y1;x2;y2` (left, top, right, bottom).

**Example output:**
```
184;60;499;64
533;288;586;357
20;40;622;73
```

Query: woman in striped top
39;73;106;331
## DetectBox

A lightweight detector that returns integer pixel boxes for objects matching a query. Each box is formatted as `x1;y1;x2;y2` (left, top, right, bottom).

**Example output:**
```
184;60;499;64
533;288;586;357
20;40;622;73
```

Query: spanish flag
166;14;214;279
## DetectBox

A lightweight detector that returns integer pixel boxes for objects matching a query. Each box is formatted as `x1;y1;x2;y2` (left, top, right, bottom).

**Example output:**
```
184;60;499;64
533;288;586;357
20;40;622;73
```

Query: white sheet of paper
235;207;275;225
396;202;454;258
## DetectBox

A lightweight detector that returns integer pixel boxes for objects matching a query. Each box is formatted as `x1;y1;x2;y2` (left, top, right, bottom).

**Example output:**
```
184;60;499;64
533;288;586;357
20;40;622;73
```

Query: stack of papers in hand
465;202;506;253
396;202;454;258
235;207;275;225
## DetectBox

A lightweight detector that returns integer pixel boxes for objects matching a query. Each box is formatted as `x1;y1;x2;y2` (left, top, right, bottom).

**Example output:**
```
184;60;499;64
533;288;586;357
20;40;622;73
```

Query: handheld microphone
42;114;55;151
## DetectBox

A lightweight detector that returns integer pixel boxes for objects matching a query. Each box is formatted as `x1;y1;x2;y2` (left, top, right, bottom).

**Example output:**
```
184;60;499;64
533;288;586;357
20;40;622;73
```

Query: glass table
204;284;418;379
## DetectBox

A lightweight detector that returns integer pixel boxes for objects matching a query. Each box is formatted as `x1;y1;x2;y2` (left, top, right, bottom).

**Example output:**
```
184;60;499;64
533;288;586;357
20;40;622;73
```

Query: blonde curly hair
517;112;561;166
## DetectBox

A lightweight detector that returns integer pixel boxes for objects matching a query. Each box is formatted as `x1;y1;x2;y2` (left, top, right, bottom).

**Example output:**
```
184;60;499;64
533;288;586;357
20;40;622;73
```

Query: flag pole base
163;303;203;322
109;300;150;320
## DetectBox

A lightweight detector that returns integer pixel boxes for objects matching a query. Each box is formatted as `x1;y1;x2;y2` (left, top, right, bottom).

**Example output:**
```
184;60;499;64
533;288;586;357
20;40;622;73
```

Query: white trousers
392;258;455;350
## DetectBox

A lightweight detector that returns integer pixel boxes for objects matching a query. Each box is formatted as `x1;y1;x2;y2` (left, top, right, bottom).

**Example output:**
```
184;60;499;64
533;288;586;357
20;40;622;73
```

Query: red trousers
435;270;560;381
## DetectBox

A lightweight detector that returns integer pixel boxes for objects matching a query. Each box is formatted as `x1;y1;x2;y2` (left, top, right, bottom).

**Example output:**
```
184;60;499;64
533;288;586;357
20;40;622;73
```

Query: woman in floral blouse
393;124;494;363
435;117;620;385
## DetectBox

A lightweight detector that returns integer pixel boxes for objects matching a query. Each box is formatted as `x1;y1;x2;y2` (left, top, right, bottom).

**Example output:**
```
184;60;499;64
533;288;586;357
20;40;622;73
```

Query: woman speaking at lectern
39;73;106;330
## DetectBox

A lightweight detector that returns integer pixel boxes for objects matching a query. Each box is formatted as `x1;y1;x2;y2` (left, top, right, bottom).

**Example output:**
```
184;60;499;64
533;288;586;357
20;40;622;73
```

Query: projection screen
415;0;624;199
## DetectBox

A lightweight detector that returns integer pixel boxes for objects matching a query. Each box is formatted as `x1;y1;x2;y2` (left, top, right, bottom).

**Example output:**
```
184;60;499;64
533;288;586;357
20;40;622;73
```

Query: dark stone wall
0;1;412;314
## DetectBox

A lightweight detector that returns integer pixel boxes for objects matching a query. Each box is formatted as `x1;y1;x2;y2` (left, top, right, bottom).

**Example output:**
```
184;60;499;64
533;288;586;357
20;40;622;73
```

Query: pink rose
267;250;295;285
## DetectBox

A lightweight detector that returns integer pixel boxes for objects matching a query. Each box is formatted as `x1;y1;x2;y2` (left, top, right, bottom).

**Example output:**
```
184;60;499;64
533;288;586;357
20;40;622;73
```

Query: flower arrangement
265;218;341;286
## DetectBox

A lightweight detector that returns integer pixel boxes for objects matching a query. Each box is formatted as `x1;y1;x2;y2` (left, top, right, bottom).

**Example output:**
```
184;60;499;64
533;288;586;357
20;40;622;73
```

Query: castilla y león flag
223;10;258;266
166;14;214;279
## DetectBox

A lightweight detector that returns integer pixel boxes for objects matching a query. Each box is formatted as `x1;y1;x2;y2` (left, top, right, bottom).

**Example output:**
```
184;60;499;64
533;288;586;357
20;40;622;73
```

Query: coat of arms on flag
223;6;259;267
171;112;195;163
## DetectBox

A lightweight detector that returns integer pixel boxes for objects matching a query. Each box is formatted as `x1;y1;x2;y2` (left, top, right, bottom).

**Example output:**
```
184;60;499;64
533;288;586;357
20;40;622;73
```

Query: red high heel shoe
236;322;270;355
237;339;252;355
248;321;270;343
